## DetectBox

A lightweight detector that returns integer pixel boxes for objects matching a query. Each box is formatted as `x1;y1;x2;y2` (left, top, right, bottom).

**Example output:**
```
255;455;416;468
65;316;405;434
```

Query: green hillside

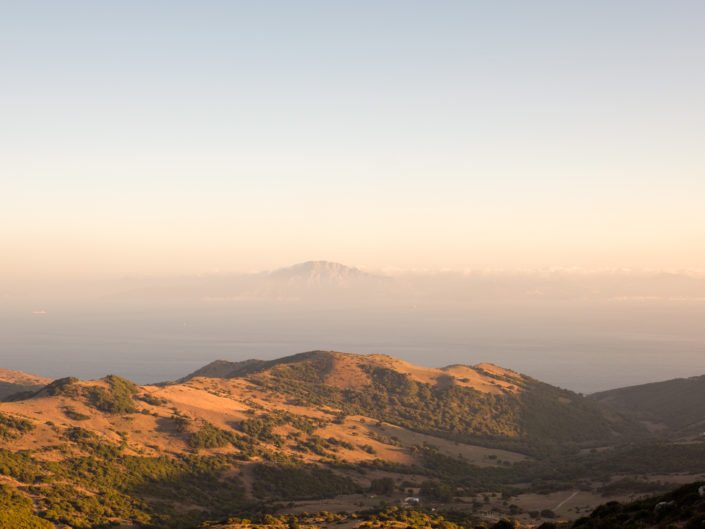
591;374;705;438
0;352;699;529
196;351;645;455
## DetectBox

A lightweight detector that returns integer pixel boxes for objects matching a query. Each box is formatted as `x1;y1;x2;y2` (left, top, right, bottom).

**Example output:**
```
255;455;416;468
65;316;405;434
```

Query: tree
369;477;395;495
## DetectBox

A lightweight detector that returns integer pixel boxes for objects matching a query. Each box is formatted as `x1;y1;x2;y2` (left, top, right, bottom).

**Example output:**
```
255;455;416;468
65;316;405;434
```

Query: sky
2;1;705;284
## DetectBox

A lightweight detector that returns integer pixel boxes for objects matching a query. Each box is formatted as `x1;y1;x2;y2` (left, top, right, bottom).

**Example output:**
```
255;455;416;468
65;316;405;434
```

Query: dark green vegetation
86;374;140;414
63;406;90;421
38;374;140;415
0;430;248;529
189;421;239;450
0;411;35;440
196;504;544;529
591;374;705;438
338;440;705;499
252;463;360;500
42;376;79;397
0;484;54;529
573;481;705;529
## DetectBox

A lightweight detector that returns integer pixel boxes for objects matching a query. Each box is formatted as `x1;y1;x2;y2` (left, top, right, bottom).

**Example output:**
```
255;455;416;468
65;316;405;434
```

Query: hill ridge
591;373;705;438
180;351;526;395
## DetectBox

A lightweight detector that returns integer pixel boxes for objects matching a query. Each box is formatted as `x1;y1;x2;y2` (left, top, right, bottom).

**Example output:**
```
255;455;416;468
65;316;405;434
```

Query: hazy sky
3;1;705;283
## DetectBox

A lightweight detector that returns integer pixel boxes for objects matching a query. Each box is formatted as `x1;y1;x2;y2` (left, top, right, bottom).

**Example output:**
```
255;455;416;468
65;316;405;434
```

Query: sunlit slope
0;361;533;528
183;350;645;454
0;351;693;529
1;366;526;466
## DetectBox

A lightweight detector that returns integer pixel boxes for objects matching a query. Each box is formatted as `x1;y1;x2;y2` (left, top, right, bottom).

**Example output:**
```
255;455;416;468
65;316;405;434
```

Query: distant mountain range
105;260;705;304
110;260;396;302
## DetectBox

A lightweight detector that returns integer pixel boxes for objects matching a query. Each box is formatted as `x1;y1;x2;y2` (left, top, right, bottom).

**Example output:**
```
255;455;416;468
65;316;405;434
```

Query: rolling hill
181;350;645;453
0;368;52;401
0;351;702;529
591;374;705;438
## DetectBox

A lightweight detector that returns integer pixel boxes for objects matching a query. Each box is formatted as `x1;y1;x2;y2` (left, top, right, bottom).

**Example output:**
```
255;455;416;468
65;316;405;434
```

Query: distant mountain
591;374;705;438
255;261;393;299
108;260;396;302
266;261;371;284
0;368;52;400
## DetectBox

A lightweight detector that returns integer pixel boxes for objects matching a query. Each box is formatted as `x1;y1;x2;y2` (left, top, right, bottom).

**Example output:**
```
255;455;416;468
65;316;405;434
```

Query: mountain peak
268;261;369;280
264;261;375;290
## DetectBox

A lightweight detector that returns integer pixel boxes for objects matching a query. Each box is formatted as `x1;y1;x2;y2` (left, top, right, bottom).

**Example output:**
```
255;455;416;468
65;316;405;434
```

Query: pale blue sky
2;1;705;280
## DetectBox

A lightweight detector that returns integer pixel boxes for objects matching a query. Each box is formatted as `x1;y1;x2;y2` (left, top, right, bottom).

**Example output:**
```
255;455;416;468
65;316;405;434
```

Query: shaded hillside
0;368;52;401
179;359;268;381
591;374;705;438
185;351;645;454
572;480;705;529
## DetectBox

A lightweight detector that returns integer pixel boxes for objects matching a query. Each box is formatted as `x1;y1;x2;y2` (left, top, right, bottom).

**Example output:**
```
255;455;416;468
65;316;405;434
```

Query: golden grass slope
186;351;524;395
0;365;527;469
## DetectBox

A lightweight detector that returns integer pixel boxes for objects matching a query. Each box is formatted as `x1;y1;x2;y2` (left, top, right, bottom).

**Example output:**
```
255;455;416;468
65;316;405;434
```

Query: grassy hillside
0;351;698;529
591;374;705;438
191;351;645;455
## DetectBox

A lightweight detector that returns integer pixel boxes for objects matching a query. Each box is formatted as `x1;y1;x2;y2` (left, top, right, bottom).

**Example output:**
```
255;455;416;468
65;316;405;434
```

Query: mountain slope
183;350;645;454
266;261;371;283
0;359;534;528
0;352;701;529
573;480;705;529
0;368;52;400
591;374;705;438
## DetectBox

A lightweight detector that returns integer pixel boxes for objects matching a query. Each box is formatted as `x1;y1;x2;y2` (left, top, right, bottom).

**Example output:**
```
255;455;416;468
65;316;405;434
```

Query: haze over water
2;2;705;393
3;264;705;393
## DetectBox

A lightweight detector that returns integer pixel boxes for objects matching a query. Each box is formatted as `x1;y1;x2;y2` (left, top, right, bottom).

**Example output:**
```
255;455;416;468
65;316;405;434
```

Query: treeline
252;463;360;500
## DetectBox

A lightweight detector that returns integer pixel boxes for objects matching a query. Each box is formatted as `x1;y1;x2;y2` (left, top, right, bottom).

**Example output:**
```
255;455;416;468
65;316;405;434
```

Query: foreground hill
183;350;645;454
0;351;703;529
572;480;705;529
591;374;705;439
